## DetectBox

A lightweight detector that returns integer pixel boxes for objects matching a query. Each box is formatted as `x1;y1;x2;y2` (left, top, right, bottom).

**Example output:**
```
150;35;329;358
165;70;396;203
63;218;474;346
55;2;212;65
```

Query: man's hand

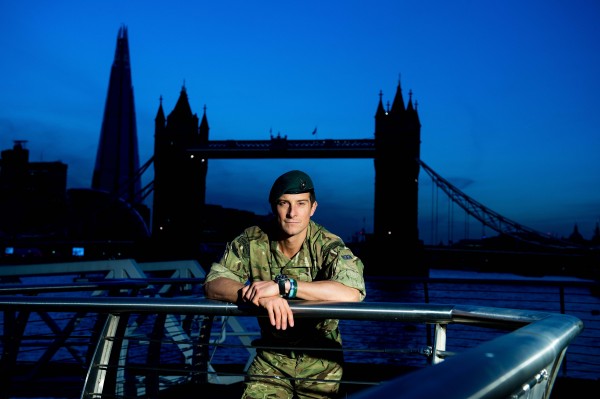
258;296;294;330
241;281;294;330
241;280;279;304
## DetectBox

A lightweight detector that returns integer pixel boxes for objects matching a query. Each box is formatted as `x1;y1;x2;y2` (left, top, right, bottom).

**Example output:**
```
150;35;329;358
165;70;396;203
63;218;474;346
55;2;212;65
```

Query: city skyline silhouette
1;1;599;243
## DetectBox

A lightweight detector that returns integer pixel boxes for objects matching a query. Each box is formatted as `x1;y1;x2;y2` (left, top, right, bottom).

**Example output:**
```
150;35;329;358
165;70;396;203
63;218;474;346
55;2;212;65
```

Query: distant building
0;139;150;263
591;222;600;246
92;25;143;206
0;140;67;237
568;223;586;245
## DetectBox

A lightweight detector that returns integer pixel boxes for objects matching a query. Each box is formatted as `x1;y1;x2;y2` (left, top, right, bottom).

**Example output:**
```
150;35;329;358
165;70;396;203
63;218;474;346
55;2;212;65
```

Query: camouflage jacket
205;219;366;344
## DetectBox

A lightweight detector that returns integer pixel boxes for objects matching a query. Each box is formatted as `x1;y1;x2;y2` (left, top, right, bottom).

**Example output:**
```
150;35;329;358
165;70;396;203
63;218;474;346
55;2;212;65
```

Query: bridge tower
372;80;423;274
151;86;209;258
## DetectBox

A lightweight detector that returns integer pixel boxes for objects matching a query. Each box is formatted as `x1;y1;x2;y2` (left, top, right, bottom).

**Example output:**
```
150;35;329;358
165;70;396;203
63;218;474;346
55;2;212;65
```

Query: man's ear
310;200;318;216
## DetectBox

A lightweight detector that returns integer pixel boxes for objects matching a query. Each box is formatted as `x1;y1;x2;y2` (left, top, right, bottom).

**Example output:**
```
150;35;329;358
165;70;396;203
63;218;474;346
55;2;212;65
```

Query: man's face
274;192;317;238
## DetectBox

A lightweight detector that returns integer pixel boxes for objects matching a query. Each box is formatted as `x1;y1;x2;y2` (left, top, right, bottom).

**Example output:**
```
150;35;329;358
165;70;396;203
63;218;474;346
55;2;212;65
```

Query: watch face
275;274;288;296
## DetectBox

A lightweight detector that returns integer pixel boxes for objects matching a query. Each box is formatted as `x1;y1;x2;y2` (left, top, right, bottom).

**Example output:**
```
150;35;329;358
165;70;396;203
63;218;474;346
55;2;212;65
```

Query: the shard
91;25;142;205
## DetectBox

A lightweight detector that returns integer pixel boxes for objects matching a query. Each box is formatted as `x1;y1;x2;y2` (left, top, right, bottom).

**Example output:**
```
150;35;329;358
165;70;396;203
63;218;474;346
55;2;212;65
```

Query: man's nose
287;204;297;216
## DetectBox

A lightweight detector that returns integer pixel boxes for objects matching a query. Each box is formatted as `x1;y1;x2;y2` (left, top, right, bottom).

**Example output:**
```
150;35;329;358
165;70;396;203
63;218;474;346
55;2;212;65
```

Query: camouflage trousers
242;348;344;399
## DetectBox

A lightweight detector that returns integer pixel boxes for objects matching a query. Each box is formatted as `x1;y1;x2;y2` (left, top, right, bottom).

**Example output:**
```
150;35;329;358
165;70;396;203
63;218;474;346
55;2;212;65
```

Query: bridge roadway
186;138;376;158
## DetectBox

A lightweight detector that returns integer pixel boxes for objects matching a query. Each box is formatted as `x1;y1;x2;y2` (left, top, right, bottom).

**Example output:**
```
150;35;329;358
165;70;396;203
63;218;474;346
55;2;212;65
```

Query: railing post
0;309;29;399
431;323;447;365
81;313;129;399
145;313;167;396
191;315;214;383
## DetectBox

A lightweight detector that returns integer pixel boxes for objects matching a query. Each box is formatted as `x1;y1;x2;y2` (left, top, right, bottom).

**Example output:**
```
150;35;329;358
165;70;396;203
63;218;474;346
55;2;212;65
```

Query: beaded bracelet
288;278;297;299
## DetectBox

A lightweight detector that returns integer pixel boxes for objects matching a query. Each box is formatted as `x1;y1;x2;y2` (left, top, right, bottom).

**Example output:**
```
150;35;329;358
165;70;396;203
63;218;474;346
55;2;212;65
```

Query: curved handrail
0;297;583;399
350;311;582;399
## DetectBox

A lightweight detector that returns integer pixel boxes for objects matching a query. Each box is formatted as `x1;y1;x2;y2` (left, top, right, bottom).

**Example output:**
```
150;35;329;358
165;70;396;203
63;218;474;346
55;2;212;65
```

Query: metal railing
0;259;591;398
0;295;583;399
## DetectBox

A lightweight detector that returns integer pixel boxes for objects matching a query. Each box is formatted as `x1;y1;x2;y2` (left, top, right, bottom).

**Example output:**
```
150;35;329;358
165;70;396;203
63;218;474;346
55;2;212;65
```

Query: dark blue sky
1;0;599;244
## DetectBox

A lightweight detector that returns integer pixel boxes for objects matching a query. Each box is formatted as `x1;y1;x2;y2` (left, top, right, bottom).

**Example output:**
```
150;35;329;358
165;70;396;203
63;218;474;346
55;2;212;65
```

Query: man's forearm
204;277;245;303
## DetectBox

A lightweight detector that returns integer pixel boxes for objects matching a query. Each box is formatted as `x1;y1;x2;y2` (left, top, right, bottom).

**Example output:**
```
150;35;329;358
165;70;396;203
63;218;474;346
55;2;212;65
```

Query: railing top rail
0;296;581;327
0;279;151;295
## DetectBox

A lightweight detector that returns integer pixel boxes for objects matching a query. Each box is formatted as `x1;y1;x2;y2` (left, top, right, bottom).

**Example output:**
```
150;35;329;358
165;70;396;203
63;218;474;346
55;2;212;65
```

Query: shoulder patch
341;254;353;260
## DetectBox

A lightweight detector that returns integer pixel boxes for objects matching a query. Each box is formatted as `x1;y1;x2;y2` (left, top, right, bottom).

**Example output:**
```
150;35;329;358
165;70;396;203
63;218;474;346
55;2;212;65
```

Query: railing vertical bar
82;312;129;399
431;323;447;365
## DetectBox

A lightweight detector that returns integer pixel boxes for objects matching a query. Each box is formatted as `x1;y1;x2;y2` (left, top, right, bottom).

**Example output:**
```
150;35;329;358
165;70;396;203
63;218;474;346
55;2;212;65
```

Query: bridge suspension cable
419;159;581;250
134;156;155;201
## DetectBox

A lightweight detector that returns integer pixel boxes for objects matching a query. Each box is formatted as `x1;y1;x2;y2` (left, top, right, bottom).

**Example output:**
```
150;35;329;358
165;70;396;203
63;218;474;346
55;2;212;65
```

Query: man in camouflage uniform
205;170;366;399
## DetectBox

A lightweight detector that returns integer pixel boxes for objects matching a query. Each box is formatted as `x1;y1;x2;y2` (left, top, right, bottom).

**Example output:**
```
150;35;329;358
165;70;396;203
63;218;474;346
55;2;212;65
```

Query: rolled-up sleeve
205;240;248;284
330;246;366;301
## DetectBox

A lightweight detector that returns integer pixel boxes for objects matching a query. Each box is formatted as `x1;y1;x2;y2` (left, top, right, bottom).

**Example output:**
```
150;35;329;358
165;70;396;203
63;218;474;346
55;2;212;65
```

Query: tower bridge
150;81;422;274
149;86;595;276
186;137;590;251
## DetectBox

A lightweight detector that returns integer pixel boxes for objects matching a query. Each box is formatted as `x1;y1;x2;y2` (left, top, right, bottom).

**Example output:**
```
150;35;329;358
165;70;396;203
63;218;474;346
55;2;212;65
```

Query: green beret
269;170;315;204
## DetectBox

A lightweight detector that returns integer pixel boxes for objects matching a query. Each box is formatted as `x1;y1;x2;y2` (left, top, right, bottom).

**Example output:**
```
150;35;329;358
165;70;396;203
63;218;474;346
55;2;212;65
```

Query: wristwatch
274;274;289;297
